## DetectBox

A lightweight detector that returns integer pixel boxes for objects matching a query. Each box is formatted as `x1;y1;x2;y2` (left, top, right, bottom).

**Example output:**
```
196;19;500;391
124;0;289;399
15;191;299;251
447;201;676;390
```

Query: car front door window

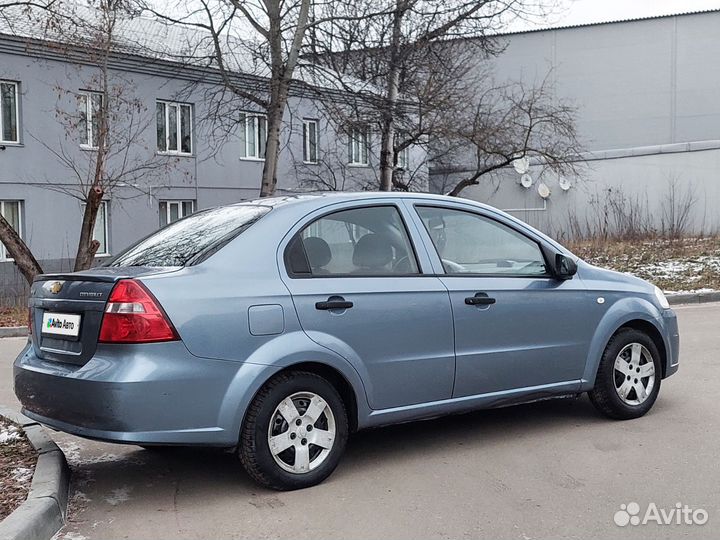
416;206;548;276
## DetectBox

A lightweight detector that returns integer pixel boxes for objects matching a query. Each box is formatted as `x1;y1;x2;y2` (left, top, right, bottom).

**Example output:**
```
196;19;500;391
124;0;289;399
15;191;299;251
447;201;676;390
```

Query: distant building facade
433;10;720;240
0;17;426;303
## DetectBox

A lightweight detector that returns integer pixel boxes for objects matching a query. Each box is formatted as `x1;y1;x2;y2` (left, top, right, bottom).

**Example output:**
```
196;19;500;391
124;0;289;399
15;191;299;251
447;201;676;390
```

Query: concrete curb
0;327;27;338
667;291;720;306
0;406;69;540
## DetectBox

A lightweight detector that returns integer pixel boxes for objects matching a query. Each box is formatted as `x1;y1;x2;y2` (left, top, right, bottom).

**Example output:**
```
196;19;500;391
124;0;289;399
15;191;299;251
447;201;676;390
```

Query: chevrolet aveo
14;193;679;490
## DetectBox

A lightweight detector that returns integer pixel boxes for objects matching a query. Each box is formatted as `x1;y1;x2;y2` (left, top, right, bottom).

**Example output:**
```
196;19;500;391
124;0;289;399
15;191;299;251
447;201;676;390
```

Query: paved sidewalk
1;304;719;540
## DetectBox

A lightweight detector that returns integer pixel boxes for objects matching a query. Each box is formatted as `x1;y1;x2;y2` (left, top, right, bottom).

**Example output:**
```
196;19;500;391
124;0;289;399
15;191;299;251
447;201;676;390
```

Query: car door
279;202;455;410
410;202;592;398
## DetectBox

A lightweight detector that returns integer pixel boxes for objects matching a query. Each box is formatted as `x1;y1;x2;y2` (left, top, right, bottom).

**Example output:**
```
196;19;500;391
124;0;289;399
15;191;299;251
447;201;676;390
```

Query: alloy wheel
267;391;336;474
613;343;656;406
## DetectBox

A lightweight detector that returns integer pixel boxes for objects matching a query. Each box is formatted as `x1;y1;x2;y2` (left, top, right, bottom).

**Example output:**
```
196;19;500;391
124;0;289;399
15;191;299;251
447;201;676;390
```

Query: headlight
654;286;670;309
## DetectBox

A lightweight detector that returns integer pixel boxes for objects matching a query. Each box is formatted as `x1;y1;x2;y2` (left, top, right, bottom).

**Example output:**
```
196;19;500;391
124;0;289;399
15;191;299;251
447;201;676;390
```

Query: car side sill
359;380;582;429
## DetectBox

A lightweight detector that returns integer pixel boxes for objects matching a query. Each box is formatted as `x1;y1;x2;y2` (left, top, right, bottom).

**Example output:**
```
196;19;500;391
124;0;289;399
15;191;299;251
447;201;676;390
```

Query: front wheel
239;371;348;490
589;328;662;419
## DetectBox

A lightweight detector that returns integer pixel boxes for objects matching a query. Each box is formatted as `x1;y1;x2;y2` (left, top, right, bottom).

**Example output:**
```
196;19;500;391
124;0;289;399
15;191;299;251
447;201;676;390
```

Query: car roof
228;191;569;256
231;191;498;212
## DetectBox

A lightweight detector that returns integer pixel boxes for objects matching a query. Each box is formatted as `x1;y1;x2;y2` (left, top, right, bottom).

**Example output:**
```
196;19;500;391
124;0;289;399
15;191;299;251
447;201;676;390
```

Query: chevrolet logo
43;281;64;295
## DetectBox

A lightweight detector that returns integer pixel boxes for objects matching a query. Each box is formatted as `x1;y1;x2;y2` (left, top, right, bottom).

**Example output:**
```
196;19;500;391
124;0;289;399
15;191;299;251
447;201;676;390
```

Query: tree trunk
259;90;286;198
0;214;43;284
379;0;404;192
73;185;103;271
379;66;399;191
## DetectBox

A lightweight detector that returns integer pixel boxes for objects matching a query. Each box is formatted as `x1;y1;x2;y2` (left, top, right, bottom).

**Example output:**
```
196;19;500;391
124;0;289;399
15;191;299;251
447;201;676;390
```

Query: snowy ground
570;236;720;293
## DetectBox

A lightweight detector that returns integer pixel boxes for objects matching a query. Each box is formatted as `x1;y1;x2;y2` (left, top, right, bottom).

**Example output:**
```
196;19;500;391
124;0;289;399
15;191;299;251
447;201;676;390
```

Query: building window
302;119;319;163
81;201;109;256
0;200;22;260
156;101;193;154
160;200;194;227
78;91;103;148
239;112;267;159
394;132;410;169
397;145;409;169
0;81;19;143
348;125;369;165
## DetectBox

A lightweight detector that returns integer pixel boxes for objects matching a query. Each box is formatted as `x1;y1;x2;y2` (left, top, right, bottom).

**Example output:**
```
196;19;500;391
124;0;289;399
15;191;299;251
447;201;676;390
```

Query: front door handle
465;292;496;306
315;298;354;310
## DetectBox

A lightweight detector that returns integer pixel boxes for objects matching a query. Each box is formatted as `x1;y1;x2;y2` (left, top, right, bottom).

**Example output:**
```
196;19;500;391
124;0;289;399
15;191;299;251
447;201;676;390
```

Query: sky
143;1;720;38
535;0;720;29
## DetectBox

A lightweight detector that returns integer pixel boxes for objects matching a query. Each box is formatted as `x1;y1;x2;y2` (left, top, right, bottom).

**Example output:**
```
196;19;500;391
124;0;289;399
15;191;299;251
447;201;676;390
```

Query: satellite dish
558;177;572;191
513;156;530;174
520;174;533;188
538;182;551;199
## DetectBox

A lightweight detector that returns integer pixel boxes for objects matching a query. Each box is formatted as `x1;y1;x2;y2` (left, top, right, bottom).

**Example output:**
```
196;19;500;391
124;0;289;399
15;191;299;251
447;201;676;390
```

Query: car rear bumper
13;340;275;446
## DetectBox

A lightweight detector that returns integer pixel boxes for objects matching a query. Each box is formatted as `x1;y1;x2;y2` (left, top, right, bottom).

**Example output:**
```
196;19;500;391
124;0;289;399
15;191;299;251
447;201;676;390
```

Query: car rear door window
286;205;420;277
416;206;548;276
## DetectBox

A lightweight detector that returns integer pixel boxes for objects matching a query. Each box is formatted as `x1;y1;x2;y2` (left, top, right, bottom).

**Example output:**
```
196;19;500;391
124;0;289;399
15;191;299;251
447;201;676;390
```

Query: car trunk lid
29;267;179;365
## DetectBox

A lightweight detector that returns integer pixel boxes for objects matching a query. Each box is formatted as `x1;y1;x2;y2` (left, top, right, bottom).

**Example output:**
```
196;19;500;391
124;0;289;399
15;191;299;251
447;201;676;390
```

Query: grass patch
568;236;720;292
0;418;36;520
0;306;25;328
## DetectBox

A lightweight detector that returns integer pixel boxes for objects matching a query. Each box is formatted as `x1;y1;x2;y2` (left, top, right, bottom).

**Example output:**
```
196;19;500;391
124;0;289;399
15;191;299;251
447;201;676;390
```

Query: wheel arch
270;362;359;433
616;319;667;378
219;331;371;442
582;297;668;388
231;359;365;440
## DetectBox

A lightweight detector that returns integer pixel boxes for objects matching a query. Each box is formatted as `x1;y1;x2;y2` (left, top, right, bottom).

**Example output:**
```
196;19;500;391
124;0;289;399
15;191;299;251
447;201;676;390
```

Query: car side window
416;206;548;276
286;206;420;277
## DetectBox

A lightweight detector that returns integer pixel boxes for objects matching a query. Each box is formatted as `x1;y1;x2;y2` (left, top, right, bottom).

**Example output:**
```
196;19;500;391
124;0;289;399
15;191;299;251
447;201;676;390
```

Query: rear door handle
465;292;496;306
315;299;354;310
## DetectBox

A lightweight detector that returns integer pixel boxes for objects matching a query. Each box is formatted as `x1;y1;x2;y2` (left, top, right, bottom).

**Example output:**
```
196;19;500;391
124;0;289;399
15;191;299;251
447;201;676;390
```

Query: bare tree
0;0;176;281
0;215;42;284
312;0;557;191
431;74;582;197
0;0;62;30
143;0;317;198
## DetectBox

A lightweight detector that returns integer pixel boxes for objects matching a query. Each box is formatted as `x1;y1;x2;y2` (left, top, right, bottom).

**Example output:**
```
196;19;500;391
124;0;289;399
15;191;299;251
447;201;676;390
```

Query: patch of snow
55;440;82;463
81;452;119;465
0;425;21;444
104;486;132;506
71;491;91;505
666;288;717;294
57;532;88;540
11;467;33;484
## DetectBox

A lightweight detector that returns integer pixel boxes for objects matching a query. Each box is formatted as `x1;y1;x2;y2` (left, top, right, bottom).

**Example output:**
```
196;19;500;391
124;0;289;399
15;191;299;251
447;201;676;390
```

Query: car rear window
107;205;270;267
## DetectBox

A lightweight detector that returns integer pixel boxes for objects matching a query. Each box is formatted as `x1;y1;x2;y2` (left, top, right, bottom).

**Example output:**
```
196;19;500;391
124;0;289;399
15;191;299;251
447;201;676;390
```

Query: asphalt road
1;303;719;540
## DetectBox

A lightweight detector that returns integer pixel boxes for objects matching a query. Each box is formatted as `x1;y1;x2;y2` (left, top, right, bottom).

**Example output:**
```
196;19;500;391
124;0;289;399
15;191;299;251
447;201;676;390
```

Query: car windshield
107;205;271;267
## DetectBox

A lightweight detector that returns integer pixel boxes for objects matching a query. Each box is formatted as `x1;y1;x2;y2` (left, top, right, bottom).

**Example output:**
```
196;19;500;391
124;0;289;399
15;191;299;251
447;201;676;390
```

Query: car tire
239;371;348;490
589;328;662;420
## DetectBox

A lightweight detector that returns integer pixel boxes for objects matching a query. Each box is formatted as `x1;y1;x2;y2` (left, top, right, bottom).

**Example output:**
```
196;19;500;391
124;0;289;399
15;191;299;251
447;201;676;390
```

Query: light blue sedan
15;193;679;490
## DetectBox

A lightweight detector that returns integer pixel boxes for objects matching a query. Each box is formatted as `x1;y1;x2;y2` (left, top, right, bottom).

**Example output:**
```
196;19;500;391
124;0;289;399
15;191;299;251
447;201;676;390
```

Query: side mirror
554;253;577;280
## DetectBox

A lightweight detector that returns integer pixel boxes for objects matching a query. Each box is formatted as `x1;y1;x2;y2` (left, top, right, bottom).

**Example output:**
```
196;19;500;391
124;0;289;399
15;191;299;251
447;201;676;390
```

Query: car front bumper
663;308;680;378
13;340;275;446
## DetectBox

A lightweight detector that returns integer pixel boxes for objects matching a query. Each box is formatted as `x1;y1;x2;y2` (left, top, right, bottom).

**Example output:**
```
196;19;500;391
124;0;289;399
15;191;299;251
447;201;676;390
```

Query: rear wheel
239;371;348;490
589;328;661;419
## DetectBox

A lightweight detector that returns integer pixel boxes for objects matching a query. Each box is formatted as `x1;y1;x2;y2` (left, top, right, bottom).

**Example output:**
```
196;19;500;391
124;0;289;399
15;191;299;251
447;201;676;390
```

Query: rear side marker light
99;279;179;343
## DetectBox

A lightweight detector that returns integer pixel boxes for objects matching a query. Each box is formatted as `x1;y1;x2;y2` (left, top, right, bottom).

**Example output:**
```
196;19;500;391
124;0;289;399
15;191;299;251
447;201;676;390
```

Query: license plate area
41;312;81;340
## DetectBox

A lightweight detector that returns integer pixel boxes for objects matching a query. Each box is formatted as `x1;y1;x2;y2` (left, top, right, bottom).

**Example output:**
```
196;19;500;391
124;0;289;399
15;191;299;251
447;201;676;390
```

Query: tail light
28;307;32;335
99;279;179;343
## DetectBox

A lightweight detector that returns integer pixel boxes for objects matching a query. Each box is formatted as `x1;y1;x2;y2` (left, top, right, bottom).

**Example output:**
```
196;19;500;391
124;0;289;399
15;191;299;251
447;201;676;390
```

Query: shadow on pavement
66;394;611;496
